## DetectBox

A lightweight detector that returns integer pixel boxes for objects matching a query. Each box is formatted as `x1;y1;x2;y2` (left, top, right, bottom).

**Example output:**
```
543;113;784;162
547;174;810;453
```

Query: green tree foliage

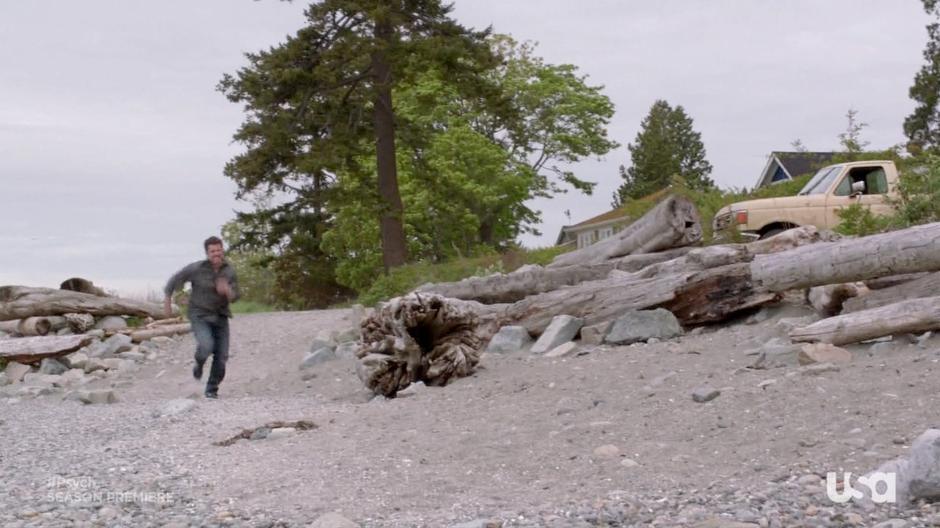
838;107;870;156
222;16;617;297
613;100;714;206
905;0;940;154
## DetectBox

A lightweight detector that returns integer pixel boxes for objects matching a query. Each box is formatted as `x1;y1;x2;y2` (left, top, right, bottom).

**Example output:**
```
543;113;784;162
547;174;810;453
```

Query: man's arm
164;262;197;318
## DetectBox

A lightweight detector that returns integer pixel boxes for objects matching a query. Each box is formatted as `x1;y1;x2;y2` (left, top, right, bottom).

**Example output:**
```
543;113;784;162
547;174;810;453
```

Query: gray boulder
39;358;69;375
4;361;31;383
580;321;612;346
300;348;337;369
906;428;940;501
94;316;128;331
484;326;533;354
102;334;133;357
530;315;584;354
604;308;682;345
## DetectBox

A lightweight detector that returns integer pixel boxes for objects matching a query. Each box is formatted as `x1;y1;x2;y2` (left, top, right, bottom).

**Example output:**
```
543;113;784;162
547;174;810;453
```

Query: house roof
755;151;839;188
774;151;838;179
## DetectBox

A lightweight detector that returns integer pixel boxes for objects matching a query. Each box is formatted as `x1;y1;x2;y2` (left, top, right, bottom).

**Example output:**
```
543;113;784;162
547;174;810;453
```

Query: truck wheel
759;228;785;240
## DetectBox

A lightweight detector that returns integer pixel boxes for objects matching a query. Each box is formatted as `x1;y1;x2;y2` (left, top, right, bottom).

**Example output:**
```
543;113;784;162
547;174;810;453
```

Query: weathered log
128;323;191;343
0;335;95;363
414;247;693;304
0;286;175;321
790;296;940;345
357;294;500;397
547;195;702;268
864;272;930;291
0;316;68;336
750;222;940;292
842;272;940;314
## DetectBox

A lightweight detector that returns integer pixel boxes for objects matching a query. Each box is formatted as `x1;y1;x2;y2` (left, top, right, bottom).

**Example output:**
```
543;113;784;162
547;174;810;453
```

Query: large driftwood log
0;286;174;321
127;323;191;343
414;247;692;304
842;272;940;314
790;296;940;345
548;195;702;268
0;335;95;363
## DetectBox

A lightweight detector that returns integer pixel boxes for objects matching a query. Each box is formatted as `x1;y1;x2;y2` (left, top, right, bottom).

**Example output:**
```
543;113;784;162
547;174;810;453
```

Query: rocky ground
1;300;939;527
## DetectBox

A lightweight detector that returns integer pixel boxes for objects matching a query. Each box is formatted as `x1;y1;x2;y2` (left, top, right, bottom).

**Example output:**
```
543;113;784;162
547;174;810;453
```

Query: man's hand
215;277;234;301
163;298;173;319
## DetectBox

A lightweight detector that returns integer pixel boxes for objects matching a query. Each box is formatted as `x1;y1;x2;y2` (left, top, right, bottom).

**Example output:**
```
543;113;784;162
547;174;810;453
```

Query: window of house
598;227;613;240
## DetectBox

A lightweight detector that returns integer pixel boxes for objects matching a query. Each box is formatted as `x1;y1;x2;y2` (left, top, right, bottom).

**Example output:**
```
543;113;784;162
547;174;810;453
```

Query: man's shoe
205;392;218;399
193;362;204;381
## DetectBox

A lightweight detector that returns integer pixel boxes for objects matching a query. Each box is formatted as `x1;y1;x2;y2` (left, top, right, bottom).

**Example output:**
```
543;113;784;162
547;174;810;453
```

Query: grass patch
231;300;277;314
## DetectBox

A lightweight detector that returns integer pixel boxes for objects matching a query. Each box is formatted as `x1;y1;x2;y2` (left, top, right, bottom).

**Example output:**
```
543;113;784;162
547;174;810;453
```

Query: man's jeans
190;314;229;395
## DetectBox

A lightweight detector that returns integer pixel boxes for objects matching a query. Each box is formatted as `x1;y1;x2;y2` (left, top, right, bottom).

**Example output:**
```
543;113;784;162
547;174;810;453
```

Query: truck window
799;165;843;195
832;166;889;196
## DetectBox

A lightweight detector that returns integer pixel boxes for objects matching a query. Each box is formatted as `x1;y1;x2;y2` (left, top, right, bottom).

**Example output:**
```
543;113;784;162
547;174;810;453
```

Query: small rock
485;326;533;354
102;358;124;370
580;321;612;345
83;358;107;373
77;389;117;405
266;427;296;440
94;316;128;331
798;343;851;365
249;427;271;440
757;379;777;389
449;519;502;528
544;341;578;358
64;352;89;369
870;342;895;355
397;381;427;397
800;363;840;376
39;358;68;375
155;399;196;417
4;361;32;382
593;444;620;457
309;512;359;528
531;315;584;354
692;387;720;403
620;458;639;468
872;521;909;528
604;309;681;345
300;348;337;369
0;373;9;386
118;351;146;362
309;337;337;354
916;331;932;348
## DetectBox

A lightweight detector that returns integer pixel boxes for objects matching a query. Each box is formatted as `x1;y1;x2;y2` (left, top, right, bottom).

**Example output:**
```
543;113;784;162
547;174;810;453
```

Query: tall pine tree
612;100;713;206
905;0;940;154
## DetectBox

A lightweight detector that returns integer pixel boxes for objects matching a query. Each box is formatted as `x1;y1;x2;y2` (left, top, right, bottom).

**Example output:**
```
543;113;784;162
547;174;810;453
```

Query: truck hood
719;195;817;213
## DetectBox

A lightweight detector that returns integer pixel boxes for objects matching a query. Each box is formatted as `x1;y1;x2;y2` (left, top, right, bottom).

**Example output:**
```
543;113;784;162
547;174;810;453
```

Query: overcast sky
0;1;931;296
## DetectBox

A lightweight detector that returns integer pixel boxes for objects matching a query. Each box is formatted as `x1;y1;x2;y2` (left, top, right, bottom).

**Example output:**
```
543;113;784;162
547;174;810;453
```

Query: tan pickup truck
713;160;899;239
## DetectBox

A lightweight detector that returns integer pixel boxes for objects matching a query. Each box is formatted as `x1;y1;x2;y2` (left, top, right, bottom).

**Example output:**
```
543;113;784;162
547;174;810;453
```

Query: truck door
825;165;891;229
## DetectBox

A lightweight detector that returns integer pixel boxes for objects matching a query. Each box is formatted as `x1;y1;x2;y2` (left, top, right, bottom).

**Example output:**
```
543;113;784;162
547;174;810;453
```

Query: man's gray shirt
164;260;240;319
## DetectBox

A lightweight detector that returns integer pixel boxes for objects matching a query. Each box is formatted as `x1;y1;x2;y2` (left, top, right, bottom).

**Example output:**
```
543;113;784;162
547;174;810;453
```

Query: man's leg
190;317;214;381
205;317;230;397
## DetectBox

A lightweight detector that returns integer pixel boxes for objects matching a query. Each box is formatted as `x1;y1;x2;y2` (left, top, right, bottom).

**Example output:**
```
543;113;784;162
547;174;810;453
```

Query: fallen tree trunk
0;316;68;336
0;286;174;321
418;226;826;305
414;247;693;304
842;271;940;314
127;323;191;343
790;296;940;345
548;195;702;268
0;335;95;363
863;272;930;291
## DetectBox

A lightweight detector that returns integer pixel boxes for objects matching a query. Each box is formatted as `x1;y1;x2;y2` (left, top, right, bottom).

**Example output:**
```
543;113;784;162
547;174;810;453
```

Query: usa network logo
826;471;896;504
